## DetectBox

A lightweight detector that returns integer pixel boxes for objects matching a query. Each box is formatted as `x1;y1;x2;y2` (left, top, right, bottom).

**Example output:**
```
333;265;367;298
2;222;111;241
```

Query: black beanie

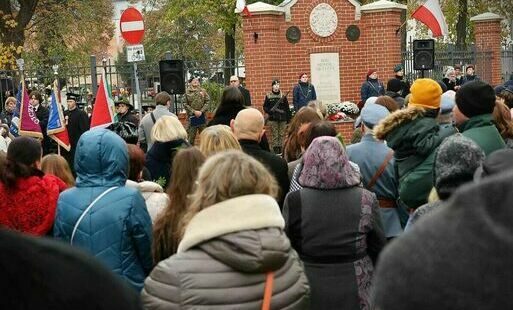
387;78;402;93
7;136;42;166
456;81;496;118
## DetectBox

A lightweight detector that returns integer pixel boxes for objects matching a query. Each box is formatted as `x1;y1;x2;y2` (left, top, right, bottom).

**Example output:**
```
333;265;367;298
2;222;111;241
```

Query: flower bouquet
326;103;347;121
340;101;360;116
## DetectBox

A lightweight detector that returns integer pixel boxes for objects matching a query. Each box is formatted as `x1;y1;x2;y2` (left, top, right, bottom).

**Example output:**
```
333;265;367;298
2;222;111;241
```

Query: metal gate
502;44;513;82
401;42;492;84
0;55;245;114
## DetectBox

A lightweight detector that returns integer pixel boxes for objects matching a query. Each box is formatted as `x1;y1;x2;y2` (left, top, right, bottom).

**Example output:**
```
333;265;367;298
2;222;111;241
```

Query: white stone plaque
310;53;341;104
309;3;338;38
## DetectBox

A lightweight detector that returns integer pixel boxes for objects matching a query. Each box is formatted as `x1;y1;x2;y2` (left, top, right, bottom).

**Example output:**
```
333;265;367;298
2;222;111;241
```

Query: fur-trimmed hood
374;107;426;141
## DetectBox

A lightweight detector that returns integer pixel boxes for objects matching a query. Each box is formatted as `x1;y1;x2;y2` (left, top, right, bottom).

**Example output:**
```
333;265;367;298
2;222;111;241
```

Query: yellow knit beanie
409;78;442;109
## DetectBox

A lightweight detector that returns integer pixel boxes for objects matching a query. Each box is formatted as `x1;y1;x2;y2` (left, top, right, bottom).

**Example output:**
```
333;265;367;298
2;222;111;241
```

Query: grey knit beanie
434;134;485;199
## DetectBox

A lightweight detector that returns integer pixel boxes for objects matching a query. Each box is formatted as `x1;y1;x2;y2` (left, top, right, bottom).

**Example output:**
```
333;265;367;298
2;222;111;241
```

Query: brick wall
243;0;404;110
333;120;356;143
473;20;502;86
263;119;355;147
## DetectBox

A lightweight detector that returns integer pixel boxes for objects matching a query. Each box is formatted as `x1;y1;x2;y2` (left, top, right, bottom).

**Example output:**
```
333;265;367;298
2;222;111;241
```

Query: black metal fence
401;46;493;83
2;46;512;114
502;44;513;82
0;55;245;114
401;42;513;85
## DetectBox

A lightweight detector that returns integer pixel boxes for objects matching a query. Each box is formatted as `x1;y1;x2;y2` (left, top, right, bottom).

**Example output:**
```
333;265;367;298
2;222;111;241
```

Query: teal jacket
374;107;455;210
458;114;505;156
54;129;153;291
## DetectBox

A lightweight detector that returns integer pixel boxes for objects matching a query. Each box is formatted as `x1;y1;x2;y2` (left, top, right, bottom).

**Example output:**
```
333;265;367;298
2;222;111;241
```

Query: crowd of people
1;63;513;309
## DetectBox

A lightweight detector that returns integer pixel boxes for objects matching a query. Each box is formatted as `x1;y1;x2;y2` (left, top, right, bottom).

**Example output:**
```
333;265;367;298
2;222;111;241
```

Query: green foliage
154;177;167;188
201;81;225;111
409;0;511;45
140;0;283;63
26;0;114;67
0;0;114;69
142;5;223;62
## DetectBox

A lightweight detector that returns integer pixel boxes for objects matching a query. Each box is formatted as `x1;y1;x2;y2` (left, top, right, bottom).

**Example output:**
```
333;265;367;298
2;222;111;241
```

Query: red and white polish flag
412;0;448;37
236;0;251;16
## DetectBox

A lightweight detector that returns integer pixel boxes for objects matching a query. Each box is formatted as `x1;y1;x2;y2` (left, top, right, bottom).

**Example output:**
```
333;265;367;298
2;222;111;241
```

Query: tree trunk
0;0;38;62
455;0;468;49
223;24;236;85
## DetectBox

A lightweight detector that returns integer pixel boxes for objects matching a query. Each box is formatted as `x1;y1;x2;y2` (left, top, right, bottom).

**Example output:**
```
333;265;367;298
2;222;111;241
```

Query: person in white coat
126;144;169;222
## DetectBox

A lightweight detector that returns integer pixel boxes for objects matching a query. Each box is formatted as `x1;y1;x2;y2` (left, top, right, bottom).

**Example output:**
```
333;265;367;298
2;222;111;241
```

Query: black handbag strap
150;112;156;124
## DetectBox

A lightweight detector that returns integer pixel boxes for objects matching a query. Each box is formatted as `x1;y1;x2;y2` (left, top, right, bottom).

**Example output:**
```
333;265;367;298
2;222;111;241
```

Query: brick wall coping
470;12;503;22
361;0;406;13
278;0;362;21
238;1;285;15
330;119;356;124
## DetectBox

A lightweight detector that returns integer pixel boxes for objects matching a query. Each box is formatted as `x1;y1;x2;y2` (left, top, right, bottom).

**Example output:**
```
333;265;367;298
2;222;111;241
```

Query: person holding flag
18;79;42;140
28;90;51;155
64;93;89;169
47;80;71;154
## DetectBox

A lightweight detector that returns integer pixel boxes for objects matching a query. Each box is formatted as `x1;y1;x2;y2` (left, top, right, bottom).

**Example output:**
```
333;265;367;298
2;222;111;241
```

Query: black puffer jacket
141;194;310;309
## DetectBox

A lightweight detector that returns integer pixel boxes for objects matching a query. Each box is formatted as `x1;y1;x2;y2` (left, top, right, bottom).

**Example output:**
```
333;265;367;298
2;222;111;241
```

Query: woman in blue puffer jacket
54;128;153;291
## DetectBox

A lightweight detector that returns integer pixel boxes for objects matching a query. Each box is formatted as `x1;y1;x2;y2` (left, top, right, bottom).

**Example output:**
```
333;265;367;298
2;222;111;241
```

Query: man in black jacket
64;93;89;169
232;108;289;207
229;75;251;106
29;90;51;154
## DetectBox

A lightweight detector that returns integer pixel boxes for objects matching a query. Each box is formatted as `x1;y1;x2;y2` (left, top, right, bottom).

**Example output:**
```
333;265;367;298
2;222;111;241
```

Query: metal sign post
120;6;145;121
127;47;145;121
133;62;142;120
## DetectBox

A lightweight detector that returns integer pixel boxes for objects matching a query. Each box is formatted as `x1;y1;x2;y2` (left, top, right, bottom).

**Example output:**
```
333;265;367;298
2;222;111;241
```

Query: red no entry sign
120;7;144;45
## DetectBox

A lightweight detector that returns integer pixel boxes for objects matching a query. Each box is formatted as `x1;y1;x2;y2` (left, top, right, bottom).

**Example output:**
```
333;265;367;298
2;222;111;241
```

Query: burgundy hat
467;64;475;70
367;69;377;77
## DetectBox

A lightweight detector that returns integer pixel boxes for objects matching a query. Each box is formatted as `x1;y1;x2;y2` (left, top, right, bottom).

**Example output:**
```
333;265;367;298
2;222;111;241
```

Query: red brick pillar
360;1;406;83
242;9;284;111
471;13;503;86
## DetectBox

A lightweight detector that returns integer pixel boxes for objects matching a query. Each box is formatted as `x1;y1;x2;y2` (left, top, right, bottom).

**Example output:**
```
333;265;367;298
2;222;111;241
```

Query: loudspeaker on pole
159;60;185;95
413;39;435;71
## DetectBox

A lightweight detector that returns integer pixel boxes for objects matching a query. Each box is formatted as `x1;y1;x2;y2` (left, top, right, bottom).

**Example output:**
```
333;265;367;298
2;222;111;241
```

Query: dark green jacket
458;114;506;156
374;107;455;210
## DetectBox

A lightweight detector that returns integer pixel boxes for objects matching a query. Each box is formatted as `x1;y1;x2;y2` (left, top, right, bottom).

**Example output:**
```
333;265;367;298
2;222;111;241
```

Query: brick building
237;0;504;143
241;0;407;108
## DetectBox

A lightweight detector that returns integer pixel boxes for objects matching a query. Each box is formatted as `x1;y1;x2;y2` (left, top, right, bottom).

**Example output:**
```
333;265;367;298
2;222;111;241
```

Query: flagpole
16;58;25;86
58;144;61;156
395;20;408;36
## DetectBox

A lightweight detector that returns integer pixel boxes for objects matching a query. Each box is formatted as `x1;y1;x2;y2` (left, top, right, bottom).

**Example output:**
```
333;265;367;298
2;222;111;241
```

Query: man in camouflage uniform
183;77;210;144
263;79;290;154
